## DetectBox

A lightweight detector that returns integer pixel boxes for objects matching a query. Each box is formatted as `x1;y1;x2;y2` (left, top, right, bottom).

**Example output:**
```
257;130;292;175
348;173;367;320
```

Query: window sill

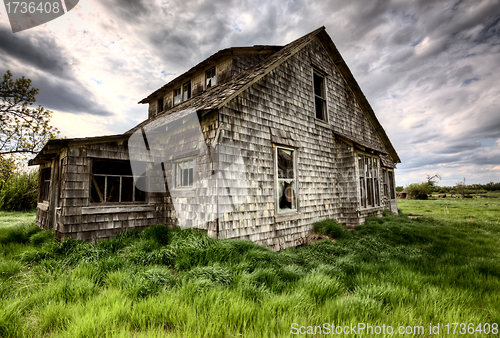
37;202;49;211
314;118;331;129
82;204;154;215
275;212;301;223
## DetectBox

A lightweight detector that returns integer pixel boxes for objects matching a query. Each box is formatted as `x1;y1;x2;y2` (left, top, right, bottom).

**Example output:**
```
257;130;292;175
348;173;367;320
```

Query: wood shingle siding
30;27;399;249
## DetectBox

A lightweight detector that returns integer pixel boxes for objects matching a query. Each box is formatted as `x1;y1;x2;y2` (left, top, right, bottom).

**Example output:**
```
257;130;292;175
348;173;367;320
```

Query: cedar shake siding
30;27;399;250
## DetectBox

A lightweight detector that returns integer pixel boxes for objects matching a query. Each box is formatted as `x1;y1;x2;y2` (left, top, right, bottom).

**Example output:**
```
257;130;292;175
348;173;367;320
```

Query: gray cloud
0;25;75;79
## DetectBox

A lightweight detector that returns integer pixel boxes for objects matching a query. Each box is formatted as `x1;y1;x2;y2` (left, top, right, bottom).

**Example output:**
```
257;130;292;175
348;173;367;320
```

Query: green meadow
0;201;499;337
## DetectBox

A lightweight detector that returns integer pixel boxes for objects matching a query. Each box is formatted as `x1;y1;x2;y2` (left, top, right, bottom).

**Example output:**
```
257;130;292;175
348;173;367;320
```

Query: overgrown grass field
0;204;499;337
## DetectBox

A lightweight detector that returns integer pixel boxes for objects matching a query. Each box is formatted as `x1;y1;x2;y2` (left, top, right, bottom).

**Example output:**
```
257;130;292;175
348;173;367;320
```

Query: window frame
89;159;147;205
357;153;381;209
205;67;216;89
174;158;196;190
275;145;298;215
312;68;328;122
182;81;191;102
173;87;181;106
39;168;51;202
387;170;395;200
157;97;164;114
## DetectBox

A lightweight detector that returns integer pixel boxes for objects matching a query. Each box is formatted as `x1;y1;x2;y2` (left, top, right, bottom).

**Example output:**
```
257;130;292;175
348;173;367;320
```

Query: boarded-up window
358;154;380;208
90;160;146;204
176;159;194;188
39;168;51;202
313;70;326;121
183;82;191;101
174;87;181;105
206;67;216;89
276;147;297;213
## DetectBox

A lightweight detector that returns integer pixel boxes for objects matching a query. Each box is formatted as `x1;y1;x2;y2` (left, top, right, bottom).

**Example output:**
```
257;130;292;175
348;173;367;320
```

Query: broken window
39;168;51;202
157;97;164;114
90;160;146;204
276;147;297;213
313;70;326;121
176;159;194;188
205;67;216;89
358;154;380;208
183;82;191;101
173;87;181;105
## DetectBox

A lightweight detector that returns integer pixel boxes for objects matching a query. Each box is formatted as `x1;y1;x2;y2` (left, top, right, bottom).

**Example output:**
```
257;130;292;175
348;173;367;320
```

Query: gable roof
128;27;400;163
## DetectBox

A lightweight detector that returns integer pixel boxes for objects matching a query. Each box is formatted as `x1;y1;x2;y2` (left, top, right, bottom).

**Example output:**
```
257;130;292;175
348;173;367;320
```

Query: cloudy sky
1;0;499;186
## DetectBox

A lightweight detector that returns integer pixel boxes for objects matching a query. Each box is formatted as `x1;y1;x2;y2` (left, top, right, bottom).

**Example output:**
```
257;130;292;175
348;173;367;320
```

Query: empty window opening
206;67;216;89
173;87;181;105
176;159;194;188
277;147;297;213
157;97;164;113
313;70;326;121
90;160;146;204
39;168;51;202
183;82;191;101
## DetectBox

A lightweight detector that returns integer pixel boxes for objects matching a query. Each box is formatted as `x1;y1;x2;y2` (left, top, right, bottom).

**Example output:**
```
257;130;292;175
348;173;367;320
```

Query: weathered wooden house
30;27;400;250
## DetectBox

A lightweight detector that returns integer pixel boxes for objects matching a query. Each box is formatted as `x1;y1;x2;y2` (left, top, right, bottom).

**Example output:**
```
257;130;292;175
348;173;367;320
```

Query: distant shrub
0;171;38;211
313;219;349;239
405;182;432;200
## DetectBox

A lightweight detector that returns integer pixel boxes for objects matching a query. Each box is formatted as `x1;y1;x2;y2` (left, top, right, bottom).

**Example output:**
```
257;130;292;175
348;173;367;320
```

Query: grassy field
398;196;500;230
0;211;36;228
0;204;499;337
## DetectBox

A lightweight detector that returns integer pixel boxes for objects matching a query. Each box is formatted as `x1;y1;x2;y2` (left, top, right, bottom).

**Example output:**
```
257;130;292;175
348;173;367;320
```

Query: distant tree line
396;182;500;199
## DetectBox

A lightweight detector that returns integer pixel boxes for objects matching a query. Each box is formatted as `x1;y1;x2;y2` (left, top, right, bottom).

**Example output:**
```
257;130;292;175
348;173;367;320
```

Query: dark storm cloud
33;76;113;116
0;25;74;79
0;65;112;116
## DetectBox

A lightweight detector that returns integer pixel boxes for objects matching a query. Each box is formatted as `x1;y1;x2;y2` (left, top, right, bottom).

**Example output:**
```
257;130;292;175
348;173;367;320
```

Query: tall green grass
0;210;499;337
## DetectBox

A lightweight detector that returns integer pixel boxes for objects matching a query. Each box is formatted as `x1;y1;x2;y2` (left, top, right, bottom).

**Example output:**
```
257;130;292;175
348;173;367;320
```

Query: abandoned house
29;26;400;251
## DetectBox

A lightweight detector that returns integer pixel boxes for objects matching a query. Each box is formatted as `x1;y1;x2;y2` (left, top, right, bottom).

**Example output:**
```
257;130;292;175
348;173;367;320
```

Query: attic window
157;97;164;113
205;67;216;89
90;160;146;204
183;82;191;101
313;70;327;121
174;87;181;105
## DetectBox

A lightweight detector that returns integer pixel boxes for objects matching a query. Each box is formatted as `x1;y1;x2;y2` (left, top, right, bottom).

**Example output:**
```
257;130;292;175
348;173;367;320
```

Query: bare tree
455;177;466;199
425;173;442;189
